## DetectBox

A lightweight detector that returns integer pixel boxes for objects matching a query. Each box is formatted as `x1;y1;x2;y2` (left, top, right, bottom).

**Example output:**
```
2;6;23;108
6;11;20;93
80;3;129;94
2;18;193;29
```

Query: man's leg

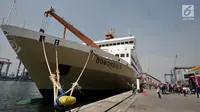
157;92;161;98
132;89;135;94
183;90;186;96
159;92;161;98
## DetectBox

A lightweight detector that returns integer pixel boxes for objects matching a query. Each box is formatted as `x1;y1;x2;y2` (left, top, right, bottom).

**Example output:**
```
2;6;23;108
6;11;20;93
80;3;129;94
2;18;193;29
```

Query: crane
172;55;178;84
164;55;177;84
44;7;99;48
164;73;173;83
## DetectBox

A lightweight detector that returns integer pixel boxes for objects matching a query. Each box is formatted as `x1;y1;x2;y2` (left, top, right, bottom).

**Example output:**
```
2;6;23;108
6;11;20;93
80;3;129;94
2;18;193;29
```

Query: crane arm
45;8;99;48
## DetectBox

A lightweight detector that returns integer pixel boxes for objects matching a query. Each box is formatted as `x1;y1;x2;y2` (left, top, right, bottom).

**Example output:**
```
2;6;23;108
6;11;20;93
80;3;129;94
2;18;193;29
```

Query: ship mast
44;7;99;48
5;0;16;25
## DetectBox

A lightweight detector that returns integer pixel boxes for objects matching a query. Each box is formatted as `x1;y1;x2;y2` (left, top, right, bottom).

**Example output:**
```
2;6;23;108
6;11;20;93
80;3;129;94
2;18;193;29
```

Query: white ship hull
1;25;137;91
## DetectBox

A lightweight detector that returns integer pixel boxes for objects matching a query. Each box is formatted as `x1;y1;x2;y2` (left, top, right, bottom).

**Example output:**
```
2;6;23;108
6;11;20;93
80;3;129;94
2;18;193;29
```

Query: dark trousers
162;89;164;94
132;89;135;94
197;92;199;98
183;90;186;96
177;88;181;94
157;92;161;98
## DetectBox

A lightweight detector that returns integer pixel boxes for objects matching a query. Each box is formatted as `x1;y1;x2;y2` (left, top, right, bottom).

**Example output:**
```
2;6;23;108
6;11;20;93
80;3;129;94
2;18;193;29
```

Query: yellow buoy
58;96;76;106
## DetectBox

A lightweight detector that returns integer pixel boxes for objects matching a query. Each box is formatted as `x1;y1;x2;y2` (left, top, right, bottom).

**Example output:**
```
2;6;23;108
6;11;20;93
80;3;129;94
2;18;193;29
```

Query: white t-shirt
157;87;161;92
183;87;187;90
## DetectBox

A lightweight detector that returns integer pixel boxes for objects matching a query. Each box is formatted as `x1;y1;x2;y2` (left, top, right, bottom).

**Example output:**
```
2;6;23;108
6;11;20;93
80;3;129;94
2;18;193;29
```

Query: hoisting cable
41;15;46;30
40;13;50;33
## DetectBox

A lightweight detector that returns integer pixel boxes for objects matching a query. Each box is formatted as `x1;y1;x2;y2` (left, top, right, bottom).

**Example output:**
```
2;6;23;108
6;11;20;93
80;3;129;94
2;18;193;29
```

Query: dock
69;89;200;112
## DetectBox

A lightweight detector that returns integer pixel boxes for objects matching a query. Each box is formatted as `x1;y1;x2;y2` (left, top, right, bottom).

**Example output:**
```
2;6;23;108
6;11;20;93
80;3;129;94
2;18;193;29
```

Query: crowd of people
156;83;200;98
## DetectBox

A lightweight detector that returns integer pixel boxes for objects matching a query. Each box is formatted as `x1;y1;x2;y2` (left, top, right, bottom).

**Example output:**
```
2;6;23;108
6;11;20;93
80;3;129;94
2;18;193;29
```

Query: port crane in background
164;55;177;84
44;7;99;48
164;73;173;83
0;57;11;76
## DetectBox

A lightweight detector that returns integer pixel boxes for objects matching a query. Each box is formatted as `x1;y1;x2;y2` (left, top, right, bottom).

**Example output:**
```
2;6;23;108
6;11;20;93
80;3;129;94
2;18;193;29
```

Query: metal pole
136;78;140;90
16;60;22;77
5;62;11;76
22;66;25;77
6;0;16;24
23;21;26;28
0;64;3;76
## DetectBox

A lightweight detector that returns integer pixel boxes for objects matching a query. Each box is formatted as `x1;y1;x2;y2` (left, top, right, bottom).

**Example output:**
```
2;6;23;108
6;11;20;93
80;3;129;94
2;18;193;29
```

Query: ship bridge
94;36;142;73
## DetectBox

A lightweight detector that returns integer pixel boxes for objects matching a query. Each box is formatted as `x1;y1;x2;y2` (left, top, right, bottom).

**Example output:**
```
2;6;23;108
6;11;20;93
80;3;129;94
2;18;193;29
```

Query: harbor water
0;81;54;112
0;81;125;112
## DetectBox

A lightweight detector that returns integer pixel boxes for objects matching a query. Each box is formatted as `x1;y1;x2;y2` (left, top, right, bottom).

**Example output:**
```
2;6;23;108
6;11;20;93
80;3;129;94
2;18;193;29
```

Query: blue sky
0;0;200;81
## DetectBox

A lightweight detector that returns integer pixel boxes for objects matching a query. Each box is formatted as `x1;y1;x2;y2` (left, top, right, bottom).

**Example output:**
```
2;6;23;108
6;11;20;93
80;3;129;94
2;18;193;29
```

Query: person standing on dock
182;85;187;97
132;84;136;94
157;85;161;98
197;84;200;98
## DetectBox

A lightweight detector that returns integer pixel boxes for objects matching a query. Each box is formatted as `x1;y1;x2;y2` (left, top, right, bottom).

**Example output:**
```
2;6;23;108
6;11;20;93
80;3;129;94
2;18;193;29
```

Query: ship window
106;44;108;46
102;44;105;47
125;48;127;51
129;41;133;44
117;43;120;45
125;42;128;44
113;43;116;45
126;53;129;57
109;43;112;46
99;45;102;47
121;42;124;44
115;54;119;57
120;54;125;57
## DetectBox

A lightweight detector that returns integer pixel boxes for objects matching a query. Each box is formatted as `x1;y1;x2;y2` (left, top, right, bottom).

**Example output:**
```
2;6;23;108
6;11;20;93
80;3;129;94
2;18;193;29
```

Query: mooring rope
117;74;132;87
41;39;61;104
41;37;92;105
41;38;134;107
68;52;91;96
55;44;60;103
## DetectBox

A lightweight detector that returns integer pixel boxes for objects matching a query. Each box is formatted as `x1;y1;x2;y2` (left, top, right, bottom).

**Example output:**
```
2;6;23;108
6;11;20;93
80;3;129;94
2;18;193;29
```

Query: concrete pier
70;91;137;112
69;90;200;112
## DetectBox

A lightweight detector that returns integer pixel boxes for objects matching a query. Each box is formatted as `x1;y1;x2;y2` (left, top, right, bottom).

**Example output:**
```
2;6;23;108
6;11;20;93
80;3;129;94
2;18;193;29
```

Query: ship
1;8;142;103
